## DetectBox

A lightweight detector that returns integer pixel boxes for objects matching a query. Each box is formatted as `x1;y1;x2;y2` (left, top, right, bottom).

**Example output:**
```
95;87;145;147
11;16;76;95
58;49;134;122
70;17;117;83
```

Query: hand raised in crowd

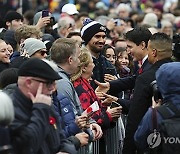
28;83;52;106
106;19;116;31
90;123;103;140
75;115;90;130
75;132;89;147
95;80;110;94
36;16;50;29
107;106;122;121
101;93;119;106
104;74;117;82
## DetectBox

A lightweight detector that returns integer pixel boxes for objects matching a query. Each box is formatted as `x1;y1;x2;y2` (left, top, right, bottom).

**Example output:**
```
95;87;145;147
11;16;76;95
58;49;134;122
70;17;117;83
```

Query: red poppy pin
49;116;57;129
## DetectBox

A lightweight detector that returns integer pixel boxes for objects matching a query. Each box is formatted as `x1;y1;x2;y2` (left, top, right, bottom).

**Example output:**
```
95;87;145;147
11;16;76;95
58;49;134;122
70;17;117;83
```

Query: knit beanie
22;38;46;56
80;18;107;45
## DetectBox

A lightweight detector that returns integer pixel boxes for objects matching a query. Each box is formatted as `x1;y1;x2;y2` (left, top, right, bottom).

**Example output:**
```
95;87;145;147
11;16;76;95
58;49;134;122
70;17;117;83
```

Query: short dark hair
102;44;115;57
149;32;172;53
125;26;152;48
24;10;35;25
0;68;18;89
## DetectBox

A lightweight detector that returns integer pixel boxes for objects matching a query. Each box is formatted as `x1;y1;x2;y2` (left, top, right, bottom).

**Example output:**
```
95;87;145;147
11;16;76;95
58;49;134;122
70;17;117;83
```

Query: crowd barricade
78;140;99;154
78;116;125;154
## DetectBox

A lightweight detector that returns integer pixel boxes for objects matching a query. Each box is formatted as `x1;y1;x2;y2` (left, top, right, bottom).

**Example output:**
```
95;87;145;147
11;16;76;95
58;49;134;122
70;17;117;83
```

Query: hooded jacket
134;62;180;150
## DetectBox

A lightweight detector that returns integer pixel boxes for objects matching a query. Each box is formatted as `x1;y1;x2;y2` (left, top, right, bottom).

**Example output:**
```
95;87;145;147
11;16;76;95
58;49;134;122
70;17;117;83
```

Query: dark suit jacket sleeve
123;75;152;153
117;98;130;114
109;75;136;94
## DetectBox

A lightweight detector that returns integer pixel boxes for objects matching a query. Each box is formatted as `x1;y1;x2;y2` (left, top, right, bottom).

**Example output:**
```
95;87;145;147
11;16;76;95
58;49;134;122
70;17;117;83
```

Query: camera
150;80;162;103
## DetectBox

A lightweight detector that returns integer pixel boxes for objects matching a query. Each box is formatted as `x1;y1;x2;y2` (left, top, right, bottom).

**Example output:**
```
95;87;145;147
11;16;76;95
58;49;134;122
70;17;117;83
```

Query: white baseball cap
61;3;79;15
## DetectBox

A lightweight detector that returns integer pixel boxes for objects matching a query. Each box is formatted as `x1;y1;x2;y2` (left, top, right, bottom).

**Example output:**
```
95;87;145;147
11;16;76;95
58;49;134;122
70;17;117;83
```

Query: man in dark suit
95;27;152;113
123;32;172;153
95;32;173;153
109;27;152;92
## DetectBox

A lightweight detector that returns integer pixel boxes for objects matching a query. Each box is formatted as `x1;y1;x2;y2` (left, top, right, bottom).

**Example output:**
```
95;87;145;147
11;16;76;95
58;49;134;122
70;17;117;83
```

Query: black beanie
80;18;107;45
5;11;23;23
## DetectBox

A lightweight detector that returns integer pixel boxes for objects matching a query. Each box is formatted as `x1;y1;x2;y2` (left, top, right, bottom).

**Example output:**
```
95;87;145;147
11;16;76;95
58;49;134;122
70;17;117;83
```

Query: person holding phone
34;11;51;29
33;10;59;39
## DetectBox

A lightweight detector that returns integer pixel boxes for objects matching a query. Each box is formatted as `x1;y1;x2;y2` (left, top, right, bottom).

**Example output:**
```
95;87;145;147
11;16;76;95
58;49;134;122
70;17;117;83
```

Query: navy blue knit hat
80;18;107;45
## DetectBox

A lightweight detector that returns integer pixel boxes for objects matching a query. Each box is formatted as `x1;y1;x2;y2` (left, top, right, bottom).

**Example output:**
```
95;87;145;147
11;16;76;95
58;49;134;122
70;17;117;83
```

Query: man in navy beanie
80;18;116;89
81;18;118;154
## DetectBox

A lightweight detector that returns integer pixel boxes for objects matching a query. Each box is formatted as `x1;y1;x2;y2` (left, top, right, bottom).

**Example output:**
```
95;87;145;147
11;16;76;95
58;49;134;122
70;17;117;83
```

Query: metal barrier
105;117;125;154
78;140;99;154
78;116;125;154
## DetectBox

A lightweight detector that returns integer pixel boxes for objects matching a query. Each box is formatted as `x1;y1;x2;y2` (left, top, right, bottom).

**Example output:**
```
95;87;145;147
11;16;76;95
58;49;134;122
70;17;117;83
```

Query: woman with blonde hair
71;47;121;129
72;47;122;153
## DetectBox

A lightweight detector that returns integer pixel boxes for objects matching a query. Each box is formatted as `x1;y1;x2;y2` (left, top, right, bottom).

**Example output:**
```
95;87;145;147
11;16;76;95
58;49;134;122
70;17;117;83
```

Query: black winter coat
10;87;80;154
123;58;172;154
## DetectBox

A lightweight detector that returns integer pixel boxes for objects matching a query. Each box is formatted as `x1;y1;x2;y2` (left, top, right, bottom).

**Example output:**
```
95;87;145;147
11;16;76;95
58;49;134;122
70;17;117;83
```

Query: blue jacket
53;93;81;138
134;62;180;150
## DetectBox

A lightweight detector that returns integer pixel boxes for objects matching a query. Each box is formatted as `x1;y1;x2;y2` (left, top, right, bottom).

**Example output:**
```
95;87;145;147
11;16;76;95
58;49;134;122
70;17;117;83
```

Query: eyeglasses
31;78;55;88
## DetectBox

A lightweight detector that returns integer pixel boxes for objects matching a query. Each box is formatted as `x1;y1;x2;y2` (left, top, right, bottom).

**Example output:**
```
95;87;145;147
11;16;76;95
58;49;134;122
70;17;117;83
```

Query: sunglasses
39;50;47;56
35;50;47;56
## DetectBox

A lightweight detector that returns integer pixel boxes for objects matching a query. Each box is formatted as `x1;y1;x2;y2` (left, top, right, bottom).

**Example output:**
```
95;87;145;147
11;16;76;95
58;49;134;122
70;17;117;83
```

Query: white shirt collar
142;55;148;65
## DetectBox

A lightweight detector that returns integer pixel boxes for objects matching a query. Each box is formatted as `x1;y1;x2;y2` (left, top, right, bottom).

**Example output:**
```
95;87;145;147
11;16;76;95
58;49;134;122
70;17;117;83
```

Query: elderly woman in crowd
71;47;122;129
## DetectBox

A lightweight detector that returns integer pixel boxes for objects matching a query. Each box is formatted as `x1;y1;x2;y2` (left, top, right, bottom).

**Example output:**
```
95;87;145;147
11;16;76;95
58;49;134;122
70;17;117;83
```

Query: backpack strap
152;107;158;130
156;102;180;119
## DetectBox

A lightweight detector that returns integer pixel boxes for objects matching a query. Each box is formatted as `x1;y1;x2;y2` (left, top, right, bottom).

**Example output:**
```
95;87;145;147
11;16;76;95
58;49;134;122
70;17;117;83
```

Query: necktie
138;60;143;74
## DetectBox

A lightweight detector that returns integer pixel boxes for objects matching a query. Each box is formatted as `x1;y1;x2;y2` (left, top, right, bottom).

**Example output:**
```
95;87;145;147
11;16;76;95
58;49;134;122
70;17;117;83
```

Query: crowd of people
0;0;180;154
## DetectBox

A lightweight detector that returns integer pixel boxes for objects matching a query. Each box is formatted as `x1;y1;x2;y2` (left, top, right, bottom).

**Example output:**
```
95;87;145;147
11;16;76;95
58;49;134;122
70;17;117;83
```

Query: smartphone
42;10;49;17
110;102;121;108
105;67;116;76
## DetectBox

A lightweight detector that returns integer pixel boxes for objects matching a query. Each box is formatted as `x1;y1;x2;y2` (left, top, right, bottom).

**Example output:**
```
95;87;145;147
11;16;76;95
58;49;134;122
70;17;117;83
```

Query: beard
89;43;104;53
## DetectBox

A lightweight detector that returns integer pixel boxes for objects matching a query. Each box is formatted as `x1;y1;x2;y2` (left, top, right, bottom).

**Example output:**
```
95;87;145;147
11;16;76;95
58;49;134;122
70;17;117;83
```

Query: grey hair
116;3;132;14
0;91;14;126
